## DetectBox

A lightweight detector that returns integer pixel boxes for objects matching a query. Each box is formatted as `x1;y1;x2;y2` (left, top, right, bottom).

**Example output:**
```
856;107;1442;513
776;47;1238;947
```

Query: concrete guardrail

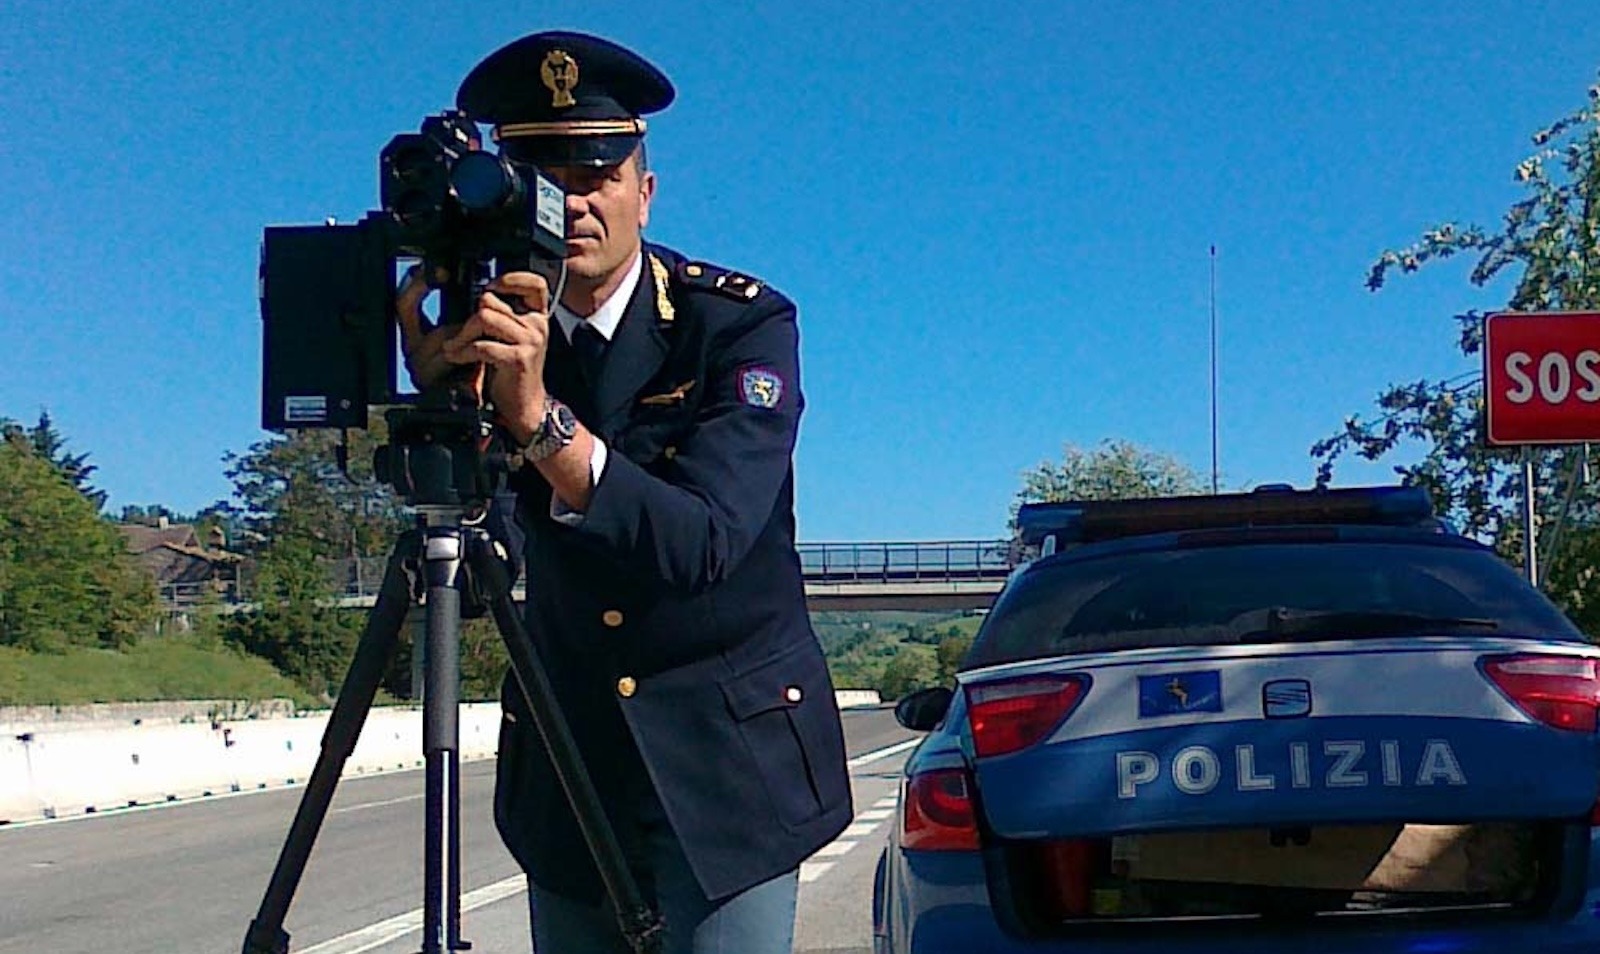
0;690;883;826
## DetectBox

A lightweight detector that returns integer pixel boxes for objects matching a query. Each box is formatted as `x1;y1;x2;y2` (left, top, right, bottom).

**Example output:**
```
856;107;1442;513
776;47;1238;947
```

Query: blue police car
872;485;1600;953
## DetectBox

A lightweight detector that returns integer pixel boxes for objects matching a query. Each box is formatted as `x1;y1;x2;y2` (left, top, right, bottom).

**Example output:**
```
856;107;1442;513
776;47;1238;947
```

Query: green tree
219;424;410;697
221;427;407;560
2;410;107;509
459;617;512;701
0;442;156;650
877;649;937;701
223;532;364;699
119;504;183;524
1015;439;1206;520
1312;72;1600;630
934;633;973;686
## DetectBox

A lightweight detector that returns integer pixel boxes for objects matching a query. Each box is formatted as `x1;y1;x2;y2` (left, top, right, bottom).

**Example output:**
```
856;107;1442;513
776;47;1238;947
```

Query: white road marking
331;793;425;814
297;875;526;954
799;861;834;883
846;737;921;768
797;763;907;885
0;759;487;833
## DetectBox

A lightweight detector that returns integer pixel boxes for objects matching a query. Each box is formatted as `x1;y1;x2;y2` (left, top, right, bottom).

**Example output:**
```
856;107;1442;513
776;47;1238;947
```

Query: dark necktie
571;322;607;387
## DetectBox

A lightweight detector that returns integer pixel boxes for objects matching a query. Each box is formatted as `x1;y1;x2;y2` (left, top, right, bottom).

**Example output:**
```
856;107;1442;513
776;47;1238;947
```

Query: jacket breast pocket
719;641;842;830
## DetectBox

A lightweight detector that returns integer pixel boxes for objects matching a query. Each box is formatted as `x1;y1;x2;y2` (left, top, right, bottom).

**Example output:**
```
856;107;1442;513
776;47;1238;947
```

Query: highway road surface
0;705;920;954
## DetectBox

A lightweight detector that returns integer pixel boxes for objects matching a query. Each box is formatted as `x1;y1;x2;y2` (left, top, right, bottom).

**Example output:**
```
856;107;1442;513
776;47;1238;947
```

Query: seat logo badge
1263;678;1312;719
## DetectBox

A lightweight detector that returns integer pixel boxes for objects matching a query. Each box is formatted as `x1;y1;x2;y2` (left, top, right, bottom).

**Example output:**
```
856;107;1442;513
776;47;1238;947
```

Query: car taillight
902;768;979;851
1482;653;1600;734
965;673;1090;758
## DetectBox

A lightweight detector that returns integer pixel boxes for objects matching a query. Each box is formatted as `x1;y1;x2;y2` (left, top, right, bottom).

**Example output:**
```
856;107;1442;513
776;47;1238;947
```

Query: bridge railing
796;540;1014;584
159;580;242;607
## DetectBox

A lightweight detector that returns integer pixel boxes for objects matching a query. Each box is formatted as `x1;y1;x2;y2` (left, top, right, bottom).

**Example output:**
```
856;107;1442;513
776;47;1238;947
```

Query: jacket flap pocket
720;643;813;720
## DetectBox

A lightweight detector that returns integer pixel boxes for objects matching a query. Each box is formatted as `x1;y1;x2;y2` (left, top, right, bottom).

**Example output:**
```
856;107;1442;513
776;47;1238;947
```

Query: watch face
552;403;578;437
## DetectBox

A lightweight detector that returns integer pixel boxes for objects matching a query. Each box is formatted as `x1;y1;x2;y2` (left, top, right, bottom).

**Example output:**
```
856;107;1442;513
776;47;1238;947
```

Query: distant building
118;516;244;607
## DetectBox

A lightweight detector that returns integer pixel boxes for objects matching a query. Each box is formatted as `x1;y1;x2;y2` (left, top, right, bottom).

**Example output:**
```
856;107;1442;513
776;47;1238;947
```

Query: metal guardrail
158;581;242;607
158;540;1017;610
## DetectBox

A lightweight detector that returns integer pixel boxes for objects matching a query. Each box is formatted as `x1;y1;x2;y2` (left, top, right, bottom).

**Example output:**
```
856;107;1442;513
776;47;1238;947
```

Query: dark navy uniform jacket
493;242;853;903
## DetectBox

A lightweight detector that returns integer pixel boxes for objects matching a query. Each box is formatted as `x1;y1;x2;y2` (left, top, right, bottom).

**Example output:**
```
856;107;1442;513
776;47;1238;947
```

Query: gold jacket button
785;685;803;704
663;446;677;460
617;676;637;698
602;610;624;628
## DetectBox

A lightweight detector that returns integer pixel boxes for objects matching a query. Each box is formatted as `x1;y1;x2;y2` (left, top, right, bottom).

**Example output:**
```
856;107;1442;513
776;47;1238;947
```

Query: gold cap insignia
540;50;580;108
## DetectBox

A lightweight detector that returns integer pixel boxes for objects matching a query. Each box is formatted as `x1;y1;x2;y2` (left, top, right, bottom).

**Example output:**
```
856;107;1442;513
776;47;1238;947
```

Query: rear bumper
887;847;1600;954
901;910;1600;954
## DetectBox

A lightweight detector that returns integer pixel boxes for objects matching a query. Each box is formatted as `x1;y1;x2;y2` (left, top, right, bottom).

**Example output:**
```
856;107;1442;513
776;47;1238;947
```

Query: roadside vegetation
0;637;314;708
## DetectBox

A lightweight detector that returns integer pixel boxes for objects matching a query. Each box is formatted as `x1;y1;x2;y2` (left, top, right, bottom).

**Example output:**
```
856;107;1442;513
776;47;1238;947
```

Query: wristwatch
510;395;578;469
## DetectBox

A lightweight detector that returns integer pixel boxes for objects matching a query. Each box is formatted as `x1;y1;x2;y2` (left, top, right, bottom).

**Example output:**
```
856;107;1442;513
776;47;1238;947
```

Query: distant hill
812;609;984;695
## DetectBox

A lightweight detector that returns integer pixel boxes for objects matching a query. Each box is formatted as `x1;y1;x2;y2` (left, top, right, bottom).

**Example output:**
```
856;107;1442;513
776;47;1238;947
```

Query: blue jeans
525;794;798;954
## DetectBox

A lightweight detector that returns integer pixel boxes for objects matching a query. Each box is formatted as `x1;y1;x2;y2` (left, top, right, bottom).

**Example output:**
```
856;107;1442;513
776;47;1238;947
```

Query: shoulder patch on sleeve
737;365;784;409
678;261;765;302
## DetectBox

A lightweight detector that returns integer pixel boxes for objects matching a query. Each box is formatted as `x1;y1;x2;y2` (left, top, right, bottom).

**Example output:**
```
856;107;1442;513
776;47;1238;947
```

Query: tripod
240;406;664;953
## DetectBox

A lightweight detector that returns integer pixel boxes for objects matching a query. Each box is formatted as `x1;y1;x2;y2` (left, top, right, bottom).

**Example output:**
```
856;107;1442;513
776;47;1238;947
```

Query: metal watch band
516;395;577;467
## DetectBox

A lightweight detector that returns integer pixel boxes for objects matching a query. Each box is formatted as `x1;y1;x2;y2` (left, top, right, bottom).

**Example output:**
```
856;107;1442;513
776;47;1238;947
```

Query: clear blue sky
3;1;1596;541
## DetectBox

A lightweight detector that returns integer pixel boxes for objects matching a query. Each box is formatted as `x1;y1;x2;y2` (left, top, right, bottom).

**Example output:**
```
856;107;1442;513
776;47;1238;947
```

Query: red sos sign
1484;311;1600;445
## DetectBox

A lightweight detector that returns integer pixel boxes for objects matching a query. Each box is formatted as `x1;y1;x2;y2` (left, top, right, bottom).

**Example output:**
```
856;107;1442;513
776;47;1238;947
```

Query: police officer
396;30;853;954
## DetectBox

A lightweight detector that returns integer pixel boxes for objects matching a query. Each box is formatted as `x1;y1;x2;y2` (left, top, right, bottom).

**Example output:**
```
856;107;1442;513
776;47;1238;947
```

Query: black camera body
258;110;566;432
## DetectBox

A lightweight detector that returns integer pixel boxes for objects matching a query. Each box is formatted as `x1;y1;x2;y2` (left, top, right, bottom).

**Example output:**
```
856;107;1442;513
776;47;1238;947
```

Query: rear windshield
966;539;1585;668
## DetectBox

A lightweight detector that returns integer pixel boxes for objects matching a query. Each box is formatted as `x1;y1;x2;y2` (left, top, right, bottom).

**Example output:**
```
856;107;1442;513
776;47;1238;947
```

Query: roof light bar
1017;485;1434;549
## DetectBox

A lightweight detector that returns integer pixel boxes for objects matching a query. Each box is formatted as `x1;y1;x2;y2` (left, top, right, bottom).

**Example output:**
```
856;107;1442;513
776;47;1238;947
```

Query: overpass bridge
161;540;1016;614
794;539;1012;610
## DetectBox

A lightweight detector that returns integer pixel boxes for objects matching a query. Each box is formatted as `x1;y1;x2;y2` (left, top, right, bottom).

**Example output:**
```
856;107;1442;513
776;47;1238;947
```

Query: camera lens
451;152;519;212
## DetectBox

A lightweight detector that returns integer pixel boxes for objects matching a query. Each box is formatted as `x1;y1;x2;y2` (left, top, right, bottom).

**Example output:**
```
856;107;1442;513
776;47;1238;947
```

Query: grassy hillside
0;610;985;707
0;636;316;707
814;610;984;696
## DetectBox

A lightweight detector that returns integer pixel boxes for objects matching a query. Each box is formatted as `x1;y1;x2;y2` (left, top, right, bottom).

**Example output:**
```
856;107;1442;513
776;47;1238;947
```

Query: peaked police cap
457;31;674;167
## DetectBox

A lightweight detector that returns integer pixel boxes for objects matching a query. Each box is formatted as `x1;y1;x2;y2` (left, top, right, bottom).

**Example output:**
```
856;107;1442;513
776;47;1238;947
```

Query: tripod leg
420;526;465;954
242;532;421;954
448;748;469;950
464;532;664;954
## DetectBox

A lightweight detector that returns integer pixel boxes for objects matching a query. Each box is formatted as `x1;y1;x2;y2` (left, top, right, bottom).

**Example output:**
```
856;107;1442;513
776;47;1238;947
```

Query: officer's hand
396;266;455;390
443;271;552;438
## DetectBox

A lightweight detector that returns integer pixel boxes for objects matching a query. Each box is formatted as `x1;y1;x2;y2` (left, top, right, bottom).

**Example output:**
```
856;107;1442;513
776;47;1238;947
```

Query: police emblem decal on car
1263;678;1313;718
1137;670;1222;717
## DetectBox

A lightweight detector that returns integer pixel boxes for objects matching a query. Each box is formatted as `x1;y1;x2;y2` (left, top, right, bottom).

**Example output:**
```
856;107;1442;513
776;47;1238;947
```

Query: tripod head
372;385;505;513
368;376;530;626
